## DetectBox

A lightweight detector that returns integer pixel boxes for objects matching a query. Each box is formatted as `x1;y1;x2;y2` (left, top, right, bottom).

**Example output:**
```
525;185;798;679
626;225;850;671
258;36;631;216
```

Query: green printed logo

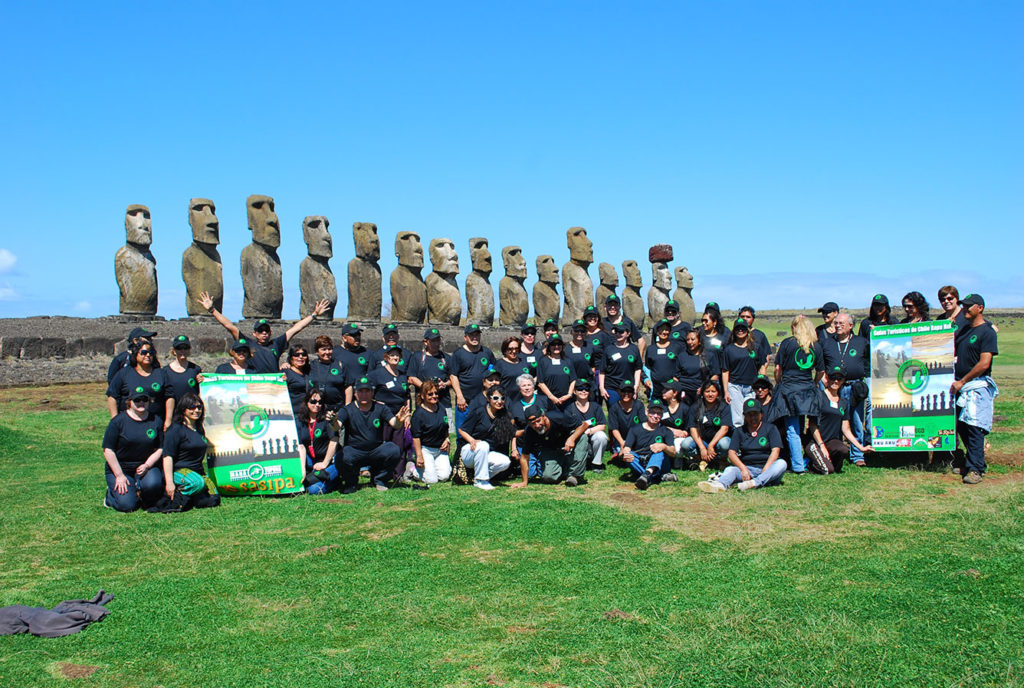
563;366;570;374
135;386;144;394
627;355;635;363
849;349;857;357
330;368;339;376
674;418;683;426
314;428;322;438
246;464;265;481
522;367;530;374
896;359;929;394
188;378;196;387
232;405;270;440
633;416;641;424
758;437;768;447
713;417;721;426
481;358;489;366
584;354;591;361
668;352;676;359
592;338;601;346
358;357;366;365
399;359;405;366
146;428;156;439
373;418;381;428
795;350;816;370
655;435;663;444
151;382;161;391
969;334;978;344
672;332;680;339
437;361;446;370
589;418;596;426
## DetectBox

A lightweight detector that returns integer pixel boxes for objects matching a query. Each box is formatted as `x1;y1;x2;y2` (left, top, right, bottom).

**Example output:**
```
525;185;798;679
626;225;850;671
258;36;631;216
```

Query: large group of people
100;285;999;511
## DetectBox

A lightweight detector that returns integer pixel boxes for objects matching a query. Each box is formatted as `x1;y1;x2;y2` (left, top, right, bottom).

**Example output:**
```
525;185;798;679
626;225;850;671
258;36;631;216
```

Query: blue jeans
105;469;164;512
627;451;665;479
305;459;340;495
784;417;807;472
454;406;470;433
718;460;788;488
840;382;866;463
727;383;754;428
679;435;731;459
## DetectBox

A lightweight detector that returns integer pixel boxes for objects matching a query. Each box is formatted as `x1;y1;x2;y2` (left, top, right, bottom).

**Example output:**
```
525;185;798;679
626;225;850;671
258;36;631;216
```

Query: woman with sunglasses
806;368;872;471
101;389;165;511
599;323;642;407
537;334;576;410
645;319;685;403
857;294;897;340
284;344;312;415
899;291;931;324
106;341;172;428
163;335;202;407
409;379;453;484
295;389;341;494
494;336;528;402
457;387;516;490
160;392;221;508
308;334;350;416
215;340;255;374
937;286;962;322
699;303;730;356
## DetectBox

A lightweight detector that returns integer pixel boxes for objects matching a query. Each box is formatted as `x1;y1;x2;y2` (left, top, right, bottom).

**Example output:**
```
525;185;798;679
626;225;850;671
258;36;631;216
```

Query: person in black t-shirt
164;335;203;405
517;407;589;486
536;334;576;410
607;380;645;457
295;389;341;495
199;290;327;373
660;300;694;342
815;301;839;342
721;318;765;428
542;318;560;341
603;294;646;358
737;306;772;368
409;380;452;485
509;374;550;429
645;319;685;402
283;345;312;415
337;377;410;492
333;322;371;385
107;340;171;425
820;313;870;464
366;323;413;375
108;326;155;384
494;336;529;402
858;293;898;340
951;293;999;484
161;392;221;508
407;328;453;411
519;323;541;376
699;398;784;493
565;379;609;472
622;401;678;490
102;390;165;511
899;291;931;323
768;315;824;473
449;324;497;431
681;381;732;471
806;368;871;472
457;388;515;490
600;324;642;406
308;335;350;414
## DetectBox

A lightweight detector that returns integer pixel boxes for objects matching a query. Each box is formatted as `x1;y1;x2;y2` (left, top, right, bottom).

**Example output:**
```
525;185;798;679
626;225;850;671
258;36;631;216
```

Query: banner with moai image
200;374;304;494
869;321;956;451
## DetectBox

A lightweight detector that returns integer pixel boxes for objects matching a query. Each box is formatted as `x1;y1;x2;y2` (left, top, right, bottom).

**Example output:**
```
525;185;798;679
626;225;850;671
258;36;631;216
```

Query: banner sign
200;373;304;495
869;321;956;451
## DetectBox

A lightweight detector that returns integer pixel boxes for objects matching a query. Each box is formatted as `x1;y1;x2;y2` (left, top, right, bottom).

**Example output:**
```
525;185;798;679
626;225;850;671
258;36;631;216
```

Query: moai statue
465;237;494;325
533;255;560;324
648;262;672;323
672;266;696;324
561;226;594;325
595;262;619;309
498;246;529;326
182;198;222;316
240;194;282;319
299;216;336;320
389;231;427;323
347;222;382;320
115;204;158;315
621;260;646;329
426;238;461;325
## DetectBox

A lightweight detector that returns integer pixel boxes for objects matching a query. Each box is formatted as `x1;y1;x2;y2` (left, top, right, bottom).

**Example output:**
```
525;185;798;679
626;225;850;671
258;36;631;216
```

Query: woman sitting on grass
160;392;221;509
102;389;165;512
700;398;785;493
621;400;678;490
457;387;515;490
295;389;340;495
408;379;452;485
680;381;732;472
806;368;872;471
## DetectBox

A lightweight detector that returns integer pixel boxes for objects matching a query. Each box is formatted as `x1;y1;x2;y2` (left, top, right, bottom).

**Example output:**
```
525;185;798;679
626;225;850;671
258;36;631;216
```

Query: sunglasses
489;396;505;401
308;399;323;406
293;352;308;358
941;295;957;302
424;392;439;397
132;397;150;404
137;350;154;356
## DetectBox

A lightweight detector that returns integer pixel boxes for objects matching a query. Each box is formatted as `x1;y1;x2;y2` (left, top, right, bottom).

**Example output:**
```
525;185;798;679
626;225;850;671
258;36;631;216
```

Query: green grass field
1;323;1021;687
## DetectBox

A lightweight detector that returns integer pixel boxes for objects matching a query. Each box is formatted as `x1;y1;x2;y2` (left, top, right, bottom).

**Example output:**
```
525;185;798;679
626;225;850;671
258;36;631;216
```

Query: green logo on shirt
713;417;721;426
592;338;600;346
437;361;446;370
358;357;366;365
627;355;635;363
151;382;161;391
373;418;381;428
672;332;680;339
749;350;757;359
849;349;857;357
674;418;683;426
481;358;489;366
563;366;570;374
146;428;156;439
758;437;767;447
188;378;196;387
331;368;339;376
585;354;591;361
668;352;676;359
969;334;978;344
135;386;144;394
314;428;322;438
795;350;816;370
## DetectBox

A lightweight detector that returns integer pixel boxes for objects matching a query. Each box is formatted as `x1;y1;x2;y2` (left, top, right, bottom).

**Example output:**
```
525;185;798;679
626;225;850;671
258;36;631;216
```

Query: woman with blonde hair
766;315;824;473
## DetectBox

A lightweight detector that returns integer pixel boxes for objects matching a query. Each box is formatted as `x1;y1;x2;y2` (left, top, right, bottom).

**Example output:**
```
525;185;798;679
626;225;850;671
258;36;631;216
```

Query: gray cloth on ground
0;589;114;637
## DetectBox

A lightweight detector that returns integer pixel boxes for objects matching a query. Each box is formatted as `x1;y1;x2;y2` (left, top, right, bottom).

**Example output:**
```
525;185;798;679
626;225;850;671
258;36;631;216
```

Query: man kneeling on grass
514;407;589;487
621;400;679;490
700;398;785;493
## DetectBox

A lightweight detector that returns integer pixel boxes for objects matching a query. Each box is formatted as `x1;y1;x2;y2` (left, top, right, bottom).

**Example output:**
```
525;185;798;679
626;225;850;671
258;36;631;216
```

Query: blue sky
1;2;1020;319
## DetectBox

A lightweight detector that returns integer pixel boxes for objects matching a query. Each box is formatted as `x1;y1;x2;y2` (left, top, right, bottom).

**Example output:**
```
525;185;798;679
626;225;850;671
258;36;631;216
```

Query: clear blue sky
1;2;1020;319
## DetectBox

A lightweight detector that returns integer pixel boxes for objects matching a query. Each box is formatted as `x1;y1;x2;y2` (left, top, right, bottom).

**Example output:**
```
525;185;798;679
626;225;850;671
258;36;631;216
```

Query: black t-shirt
214;362;254;374
776;337;824;383
602;343;642;390
608;400;646;436
494;357;531;401
858;315;897;340
407;351;453;408
645;341;685;391
460;404;508;446
333;345;370;385
660;402;690;434
250;334;289;374
815;389;847;443
163;361;202;403
337;402;394;450
519;346;541;377
751;328;771;362
602;315;642;342
566;340;598;381
688;402;733;443
107;367;169;417
536;355;576;397
367;345;412;375
450;346;497;401
284;368;311;413
955;322;998;380
107;350;130;384
815;323;836;343
701;327;730;354
821;335;869;381
585;330;614;371
296;418;338;462
308;359;349;412
734;421;782;468
677;349;720;394
565;400;607;429
509;394;550;428
623;423;668;458
163;422;208;473
721;344;763;386
102;412;163;474
663;320;694;342
519;409;580;455
411;405;449;448
368;366;410;412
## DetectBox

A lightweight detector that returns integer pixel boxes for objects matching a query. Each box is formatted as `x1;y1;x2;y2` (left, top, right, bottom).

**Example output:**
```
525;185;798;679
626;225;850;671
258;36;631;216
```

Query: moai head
469;237;492;275
125;204;152;247
303;216;332;259
502;246;527;279
537;255;559;284
674;266;693;289
428;238;459;274
567;226;593;264
188;198;219;245
246;195;280;248
652;262;671;290
395;231;424;268
623;260;643;288
598;263;619;288
352;222;380;261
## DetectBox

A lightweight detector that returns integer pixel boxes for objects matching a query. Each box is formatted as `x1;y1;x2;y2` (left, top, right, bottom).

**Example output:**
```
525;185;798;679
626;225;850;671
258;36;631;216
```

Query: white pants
414;445;452;484
585;430;609;465
460;441;511;482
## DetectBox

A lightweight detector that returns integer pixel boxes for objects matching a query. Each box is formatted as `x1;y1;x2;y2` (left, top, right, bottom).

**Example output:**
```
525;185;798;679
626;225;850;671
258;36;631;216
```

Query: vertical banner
200;373;305;495
869;321;956;451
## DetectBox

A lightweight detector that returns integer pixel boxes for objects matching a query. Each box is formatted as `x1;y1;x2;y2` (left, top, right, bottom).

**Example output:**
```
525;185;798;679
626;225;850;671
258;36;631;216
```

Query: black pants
956;420;987;474
341;444;401;488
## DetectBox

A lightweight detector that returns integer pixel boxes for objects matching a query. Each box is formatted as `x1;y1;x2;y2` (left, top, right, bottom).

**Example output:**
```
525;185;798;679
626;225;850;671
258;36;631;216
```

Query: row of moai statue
115;197;696;327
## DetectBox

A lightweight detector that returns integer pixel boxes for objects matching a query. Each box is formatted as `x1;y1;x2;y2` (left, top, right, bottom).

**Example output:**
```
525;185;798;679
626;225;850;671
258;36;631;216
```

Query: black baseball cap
606;293;621;304
654;318;672;332
354;377;373;391
546;334;564;346
664;300;680;313
172;334;191;349
127;327;156;341
384;344;403;354
543;318;558;329
583;305;599;318
484;365;501;379
611;323;628;333
423;327;441;340
129;388;151;402
620;380;635;394
571;319;587;331
742;398;763;414
341;322;363;336
575;378;591;391
827;366;846;380
525;407;546;421
817;301;840;314
382;323;399;335
959;293;985;308
231;340;251;352
647;399;665;412
871;294;890;307
521;323;537;334
464;323;482;335
732;318;749;331
253;318;272;332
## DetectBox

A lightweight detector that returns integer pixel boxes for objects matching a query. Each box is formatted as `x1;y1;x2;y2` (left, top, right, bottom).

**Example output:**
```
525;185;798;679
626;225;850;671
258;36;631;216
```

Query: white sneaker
474;480;495;491
737;479;757;491
698;480;726;493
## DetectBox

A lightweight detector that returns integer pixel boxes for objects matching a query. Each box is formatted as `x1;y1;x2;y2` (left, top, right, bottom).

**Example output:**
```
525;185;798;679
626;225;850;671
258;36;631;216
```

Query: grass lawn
1;322;1021;687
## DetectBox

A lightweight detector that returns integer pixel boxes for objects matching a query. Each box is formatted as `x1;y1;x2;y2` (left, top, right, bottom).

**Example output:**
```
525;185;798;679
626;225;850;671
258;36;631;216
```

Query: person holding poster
768;315;824;473
858;294;897;340
337;377;410;493
951;294;999;485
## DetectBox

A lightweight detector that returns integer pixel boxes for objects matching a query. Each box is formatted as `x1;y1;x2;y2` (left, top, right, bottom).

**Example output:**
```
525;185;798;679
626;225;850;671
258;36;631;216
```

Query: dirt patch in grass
0;382;106;413
56;662;100;679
